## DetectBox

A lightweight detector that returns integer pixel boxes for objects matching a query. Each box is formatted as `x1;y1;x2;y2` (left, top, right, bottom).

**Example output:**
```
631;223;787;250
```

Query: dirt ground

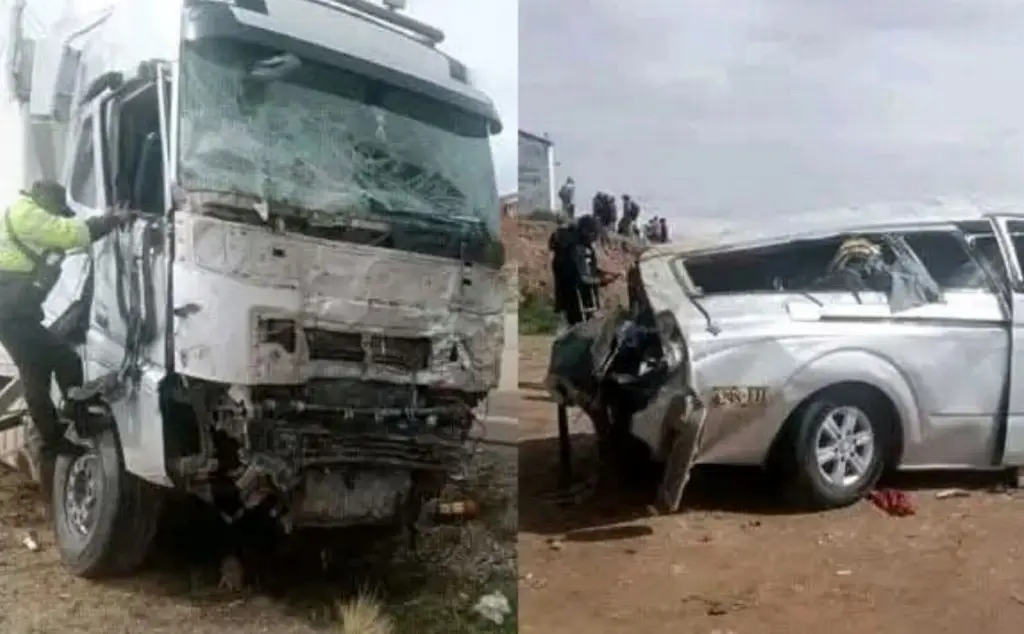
517;334;1024;634
0;444;517;634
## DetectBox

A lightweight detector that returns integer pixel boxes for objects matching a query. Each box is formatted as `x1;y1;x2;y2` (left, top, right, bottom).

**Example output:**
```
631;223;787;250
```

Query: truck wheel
789;388;890;509
52;427;164;578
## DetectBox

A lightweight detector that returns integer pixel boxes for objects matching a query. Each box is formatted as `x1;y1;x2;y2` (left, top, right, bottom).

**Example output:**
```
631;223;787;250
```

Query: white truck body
0;0;505;574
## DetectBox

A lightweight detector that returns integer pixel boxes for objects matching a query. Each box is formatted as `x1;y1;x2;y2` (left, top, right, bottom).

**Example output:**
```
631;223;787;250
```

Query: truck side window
114;83;164;215
69;116;97;207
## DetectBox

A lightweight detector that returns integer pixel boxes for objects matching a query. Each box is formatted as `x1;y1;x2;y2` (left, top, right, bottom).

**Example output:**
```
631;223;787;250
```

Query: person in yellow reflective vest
0;181;134;457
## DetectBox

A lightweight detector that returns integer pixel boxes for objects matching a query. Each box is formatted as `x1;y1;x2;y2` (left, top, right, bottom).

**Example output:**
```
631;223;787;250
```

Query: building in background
500;192;518;217
518;129;555;215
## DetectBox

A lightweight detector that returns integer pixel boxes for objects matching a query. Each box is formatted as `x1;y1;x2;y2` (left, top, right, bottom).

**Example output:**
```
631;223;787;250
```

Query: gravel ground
518;334;1024;634
0;443;517;634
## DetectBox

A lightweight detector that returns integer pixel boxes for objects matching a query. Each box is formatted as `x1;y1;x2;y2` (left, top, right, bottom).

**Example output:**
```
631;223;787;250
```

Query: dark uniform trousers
0;303;82;447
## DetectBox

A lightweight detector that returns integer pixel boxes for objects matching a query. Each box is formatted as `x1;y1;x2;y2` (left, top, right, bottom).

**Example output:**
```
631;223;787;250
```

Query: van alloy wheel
786;387;891;510
813;405;875;489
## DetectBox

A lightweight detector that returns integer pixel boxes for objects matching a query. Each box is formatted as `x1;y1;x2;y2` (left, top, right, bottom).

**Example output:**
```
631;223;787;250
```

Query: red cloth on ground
868;489;916;516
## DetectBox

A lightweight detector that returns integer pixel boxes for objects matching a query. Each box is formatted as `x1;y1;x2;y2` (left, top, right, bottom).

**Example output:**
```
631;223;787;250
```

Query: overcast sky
15;0;519;194
409;0;518;195
520;0;1024;225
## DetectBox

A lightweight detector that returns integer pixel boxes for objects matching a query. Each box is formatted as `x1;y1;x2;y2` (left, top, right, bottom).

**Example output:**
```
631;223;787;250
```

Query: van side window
902;231;988;290
1006;221;1024;275
961;232;1010;292
686;233;945;303
686;236;848;294
69;116;97;207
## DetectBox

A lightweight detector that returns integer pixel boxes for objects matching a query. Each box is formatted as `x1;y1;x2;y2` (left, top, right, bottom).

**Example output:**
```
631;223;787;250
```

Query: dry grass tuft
334;589;395;634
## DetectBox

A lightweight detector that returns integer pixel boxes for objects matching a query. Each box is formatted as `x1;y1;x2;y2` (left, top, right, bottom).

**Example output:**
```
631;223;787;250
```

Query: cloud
408;0;518;195
521;0;1024;222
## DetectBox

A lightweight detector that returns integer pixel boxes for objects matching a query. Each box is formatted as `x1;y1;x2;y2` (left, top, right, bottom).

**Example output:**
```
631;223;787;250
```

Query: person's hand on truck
106;204;138;226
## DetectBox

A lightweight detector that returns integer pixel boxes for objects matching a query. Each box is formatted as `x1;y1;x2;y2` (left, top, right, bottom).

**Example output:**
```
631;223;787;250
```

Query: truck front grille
304;329;431;371
268;427;468;472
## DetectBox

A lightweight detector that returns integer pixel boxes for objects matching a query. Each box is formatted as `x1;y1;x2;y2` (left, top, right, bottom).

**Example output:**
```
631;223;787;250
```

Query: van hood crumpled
544;305;707;513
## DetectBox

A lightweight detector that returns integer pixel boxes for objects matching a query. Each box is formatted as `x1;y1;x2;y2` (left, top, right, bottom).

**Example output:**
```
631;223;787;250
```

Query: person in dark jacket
0;180;134;457
617;200;640;239
590;192;617;232
549;214;618;325
557;177;576;219
591;192;604;227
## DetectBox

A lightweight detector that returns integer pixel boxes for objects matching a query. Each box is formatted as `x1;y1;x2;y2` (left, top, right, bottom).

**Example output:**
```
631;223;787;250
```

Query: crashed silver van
547;199;1024;511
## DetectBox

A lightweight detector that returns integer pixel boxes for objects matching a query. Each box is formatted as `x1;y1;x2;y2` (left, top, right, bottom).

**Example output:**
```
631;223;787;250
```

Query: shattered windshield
178;38;500;239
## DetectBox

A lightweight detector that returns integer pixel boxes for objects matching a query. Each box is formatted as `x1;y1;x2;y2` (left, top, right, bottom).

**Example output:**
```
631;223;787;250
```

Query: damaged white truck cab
550;200;1024;511
1;0;505;576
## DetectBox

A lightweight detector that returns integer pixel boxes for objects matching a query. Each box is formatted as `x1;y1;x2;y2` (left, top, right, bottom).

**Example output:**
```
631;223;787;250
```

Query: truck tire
789;387;891;509
52;427;164;578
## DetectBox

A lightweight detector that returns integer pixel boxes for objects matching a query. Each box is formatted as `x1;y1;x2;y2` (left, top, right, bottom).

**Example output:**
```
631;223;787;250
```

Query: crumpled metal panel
172;211;504;390
295;468;411;527
544;305;707;513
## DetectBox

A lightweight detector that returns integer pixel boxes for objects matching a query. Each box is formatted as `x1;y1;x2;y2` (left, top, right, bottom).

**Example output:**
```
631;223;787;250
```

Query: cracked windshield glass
178;38;500;247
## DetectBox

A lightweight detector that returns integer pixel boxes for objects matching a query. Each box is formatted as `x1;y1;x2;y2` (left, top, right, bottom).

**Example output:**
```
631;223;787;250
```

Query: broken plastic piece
472;591;511;625
433;498;480;522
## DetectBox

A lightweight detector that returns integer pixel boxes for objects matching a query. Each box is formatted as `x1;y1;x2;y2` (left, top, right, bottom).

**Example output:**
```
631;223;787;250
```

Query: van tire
52;427;164;578
788;387;890;509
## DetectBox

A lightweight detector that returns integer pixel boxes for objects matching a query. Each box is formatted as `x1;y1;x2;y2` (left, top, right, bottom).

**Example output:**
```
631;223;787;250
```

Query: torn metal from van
546;199;1024;512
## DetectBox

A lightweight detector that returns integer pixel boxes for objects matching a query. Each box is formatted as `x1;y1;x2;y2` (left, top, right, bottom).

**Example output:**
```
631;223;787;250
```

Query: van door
991;215;1024;466
638;253;708;512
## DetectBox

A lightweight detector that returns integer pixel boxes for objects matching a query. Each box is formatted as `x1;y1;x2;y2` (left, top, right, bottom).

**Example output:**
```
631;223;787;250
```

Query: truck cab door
990;215;1024;466
43;98;106;342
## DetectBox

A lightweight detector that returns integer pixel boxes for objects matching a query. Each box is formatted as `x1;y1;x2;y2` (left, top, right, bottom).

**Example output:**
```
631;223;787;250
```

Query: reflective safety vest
0;195;90;273
0;195;91;315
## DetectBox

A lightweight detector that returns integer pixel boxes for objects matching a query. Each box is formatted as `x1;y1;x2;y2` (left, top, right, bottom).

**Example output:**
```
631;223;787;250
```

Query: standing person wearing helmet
0;180;134;458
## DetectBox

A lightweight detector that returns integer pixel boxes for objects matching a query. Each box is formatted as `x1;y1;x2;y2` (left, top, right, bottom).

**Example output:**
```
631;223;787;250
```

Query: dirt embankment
502;215;637;307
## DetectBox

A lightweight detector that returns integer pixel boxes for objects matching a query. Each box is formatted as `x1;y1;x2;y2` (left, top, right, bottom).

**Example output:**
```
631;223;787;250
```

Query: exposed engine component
172;379;479;529
258;319;433;370
295;468;412;527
